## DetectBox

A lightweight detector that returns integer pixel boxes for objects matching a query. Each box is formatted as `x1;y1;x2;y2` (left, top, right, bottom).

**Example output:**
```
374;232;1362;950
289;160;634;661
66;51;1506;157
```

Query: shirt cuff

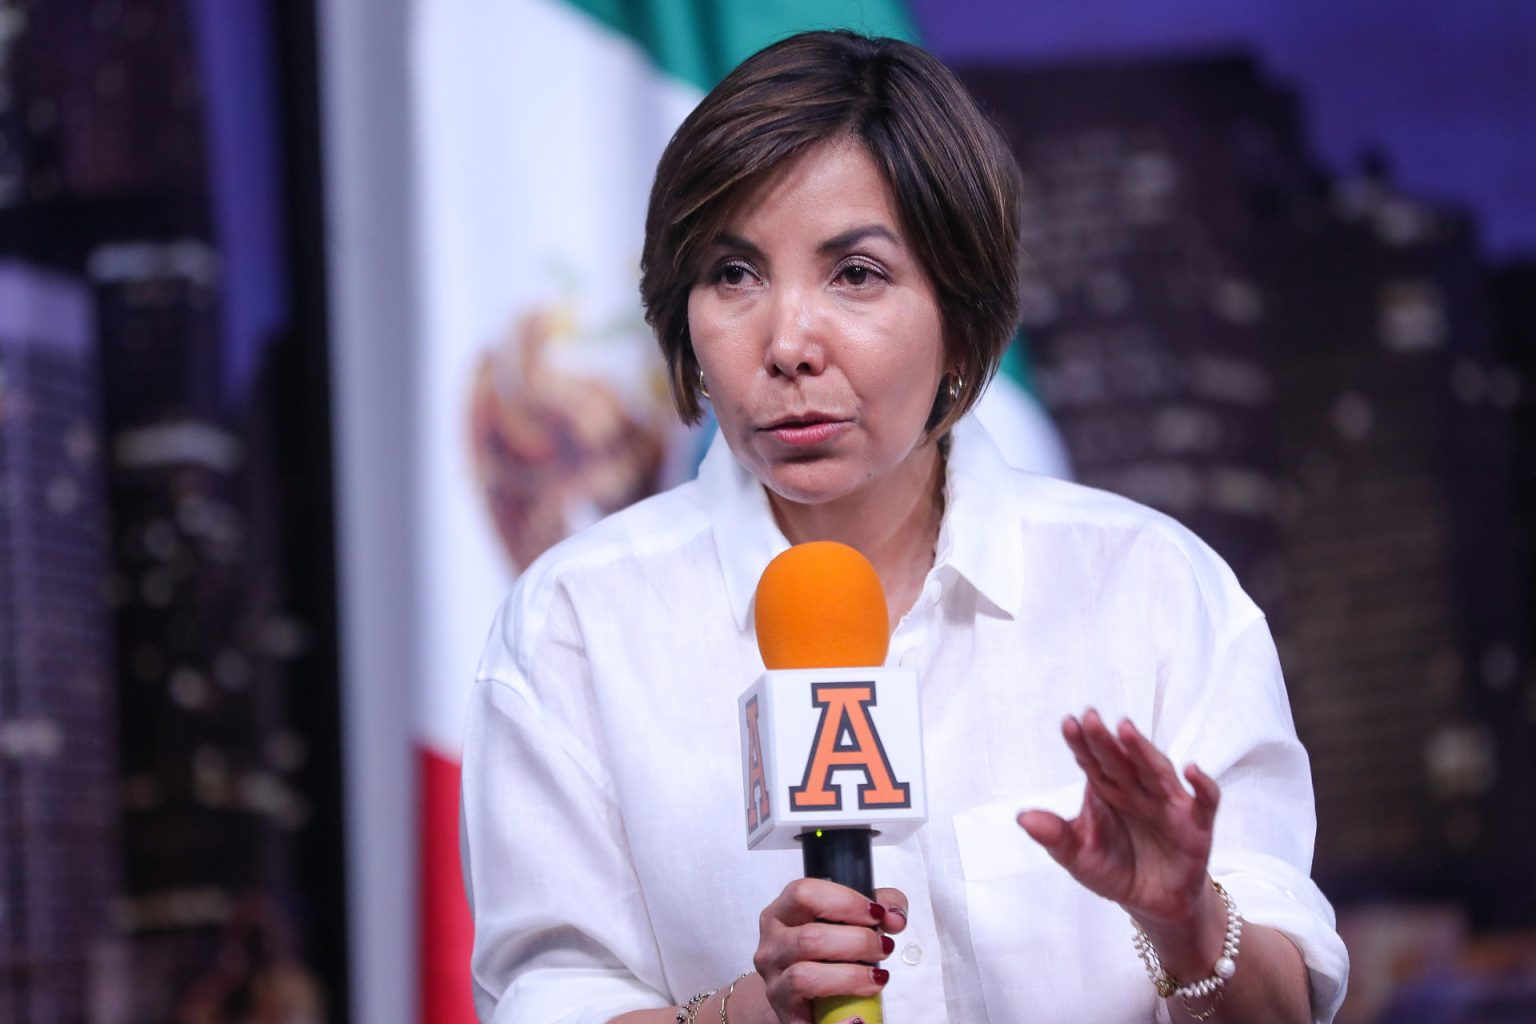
478;966;667;1024
1216;856;1349;1024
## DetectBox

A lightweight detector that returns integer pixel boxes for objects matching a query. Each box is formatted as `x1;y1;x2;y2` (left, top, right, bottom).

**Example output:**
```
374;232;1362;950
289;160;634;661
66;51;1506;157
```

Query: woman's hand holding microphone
751;879;908;1024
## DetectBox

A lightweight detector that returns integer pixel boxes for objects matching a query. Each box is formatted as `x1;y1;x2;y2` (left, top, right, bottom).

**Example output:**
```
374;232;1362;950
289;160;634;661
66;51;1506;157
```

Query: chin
758;459;869;507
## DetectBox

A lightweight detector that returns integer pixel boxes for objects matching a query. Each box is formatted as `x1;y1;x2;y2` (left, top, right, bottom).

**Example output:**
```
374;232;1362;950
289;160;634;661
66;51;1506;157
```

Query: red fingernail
872;967;890;985
867;902;886;921
881;934;895;954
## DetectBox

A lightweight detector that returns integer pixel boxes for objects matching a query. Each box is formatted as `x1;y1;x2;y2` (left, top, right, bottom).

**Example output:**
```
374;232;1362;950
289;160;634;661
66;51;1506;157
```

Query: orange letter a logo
745;696;771;831
789;682;911;811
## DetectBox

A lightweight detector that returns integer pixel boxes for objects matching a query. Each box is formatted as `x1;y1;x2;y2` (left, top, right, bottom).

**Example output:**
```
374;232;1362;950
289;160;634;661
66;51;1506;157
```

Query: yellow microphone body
817;994;883;1024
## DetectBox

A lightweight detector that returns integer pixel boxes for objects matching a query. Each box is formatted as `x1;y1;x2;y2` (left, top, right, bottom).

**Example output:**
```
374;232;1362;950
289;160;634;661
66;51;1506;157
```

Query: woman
461;30;1348;1024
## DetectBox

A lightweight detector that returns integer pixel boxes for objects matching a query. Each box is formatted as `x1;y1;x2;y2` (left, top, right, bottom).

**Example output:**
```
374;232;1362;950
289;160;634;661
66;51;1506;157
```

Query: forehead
719;138;903;240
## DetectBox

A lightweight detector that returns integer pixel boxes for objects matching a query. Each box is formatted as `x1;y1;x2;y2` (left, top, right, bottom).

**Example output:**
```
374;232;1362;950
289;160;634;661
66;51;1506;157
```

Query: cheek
877;313;946;409
687;295;755;430
686;291;738;366
685;291;707;360
686;297;724;388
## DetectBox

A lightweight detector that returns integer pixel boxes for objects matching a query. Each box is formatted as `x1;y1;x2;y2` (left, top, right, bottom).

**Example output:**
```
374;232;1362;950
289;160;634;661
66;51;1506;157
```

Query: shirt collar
936;415;1025;620
697;431;791;632
700;415;1025;632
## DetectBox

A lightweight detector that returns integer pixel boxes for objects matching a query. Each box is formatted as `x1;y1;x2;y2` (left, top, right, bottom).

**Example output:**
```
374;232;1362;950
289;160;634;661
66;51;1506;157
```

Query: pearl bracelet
674;989;715;1024
1131;880;1243;1016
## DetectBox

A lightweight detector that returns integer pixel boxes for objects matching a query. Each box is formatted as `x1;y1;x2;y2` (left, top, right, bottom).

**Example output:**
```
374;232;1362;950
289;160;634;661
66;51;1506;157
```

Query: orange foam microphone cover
754;542;889;670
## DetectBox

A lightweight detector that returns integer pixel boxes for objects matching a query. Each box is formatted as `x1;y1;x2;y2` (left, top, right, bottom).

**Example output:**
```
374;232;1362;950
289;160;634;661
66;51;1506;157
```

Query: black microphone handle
799;827;875;896
798;829;889;1022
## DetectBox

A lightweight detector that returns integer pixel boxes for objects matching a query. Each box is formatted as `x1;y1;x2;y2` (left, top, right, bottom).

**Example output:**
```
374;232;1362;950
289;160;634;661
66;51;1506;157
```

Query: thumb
1017;809;1081;866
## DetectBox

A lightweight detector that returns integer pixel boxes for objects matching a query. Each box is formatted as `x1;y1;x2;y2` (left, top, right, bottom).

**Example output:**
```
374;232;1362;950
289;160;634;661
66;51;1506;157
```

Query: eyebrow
714;232;765;260
816;224;901;255
711;224;902;260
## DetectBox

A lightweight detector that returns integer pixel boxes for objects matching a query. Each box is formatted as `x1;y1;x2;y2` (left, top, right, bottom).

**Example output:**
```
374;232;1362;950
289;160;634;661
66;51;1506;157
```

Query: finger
1017;808;1082;867
1017;808;1065;847
1061;715;1118;791
778;960;890;1003
782;920;893;966
1069;712;1151;813
1080;710;1154;800
872;887;909;935
1184;763;1222;831
770;878;890;928
1063;711;1129;791
1116;718;1185;802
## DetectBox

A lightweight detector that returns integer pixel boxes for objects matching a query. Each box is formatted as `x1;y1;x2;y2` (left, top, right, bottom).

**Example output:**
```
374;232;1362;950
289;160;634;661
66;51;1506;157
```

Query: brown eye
837;262;884;288
715;261;755;287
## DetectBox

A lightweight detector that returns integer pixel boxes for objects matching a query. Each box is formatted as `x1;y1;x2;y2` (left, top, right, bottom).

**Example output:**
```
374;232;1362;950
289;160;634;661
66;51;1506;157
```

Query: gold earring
697;366;711;400
947;373;964;402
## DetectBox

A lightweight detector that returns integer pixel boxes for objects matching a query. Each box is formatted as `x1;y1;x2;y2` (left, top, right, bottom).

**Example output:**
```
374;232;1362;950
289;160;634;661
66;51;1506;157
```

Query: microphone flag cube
739;666;928;850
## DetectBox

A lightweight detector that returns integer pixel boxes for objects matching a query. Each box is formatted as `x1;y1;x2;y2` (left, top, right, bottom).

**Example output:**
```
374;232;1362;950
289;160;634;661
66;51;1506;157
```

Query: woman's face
687;138;949;510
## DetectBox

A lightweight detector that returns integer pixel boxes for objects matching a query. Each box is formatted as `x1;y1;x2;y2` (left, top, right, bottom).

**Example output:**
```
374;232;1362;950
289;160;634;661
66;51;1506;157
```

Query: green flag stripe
563;0;919;92
1002;330;1041;398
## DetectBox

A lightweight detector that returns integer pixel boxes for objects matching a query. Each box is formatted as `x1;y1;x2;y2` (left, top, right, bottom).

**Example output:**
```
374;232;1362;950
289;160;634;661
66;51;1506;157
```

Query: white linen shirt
462;416;1349;1024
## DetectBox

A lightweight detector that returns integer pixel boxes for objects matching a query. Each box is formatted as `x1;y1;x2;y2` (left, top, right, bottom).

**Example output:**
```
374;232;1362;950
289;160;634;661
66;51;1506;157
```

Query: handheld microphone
740;542;928;1024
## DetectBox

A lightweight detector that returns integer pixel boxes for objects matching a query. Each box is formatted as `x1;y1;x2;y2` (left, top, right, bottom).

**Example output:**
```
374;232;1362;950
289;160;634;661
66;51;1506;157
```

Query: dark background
0;1;1531;1022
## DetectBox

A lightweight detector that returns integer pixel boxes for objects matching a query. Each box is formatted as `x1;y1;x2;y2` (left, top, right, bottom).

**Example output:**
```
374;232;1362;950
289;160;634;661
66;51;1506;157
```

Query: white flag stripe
411;0;702;757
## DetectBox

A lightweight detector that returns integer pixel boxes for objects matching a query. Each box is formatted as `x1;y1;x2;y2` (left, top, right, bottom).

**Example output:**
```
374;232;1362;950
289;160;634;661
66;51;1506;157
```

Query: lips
763;411;839;429
761;413;848;447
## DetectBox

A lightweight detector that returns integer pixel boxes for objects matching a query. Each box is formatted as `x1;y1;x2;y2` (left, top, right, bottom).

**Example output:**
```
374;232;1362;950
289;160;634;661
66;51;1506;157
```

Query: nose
766;287;826;379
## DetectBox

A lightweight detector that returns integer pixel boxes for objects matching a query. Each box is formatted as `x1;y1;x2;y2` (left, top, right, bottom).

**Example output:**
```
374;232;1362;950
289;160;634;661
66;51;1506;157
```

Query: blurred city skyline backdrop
233;0;1536;399
0;1;1532;1023
918;0;1535;260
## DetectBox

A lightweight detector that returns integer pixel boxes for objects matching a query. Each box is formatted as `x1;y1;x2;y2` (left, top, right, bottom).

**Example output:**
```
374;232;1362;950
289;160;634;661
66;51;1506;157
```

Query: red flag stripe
420;746;476;1023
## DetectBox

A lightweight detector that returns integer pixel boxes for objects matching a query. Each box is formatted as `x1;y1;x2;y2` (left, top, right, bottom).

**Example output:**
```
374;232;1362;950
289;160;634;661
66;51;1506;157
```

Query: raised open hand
1017;709;1219;928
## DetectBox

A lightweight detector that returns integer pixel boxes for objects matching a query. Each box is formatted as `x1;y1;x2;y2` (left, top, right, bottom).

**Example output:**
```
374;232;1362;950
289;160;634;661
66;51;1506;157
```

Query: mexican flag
409;2;1068;1019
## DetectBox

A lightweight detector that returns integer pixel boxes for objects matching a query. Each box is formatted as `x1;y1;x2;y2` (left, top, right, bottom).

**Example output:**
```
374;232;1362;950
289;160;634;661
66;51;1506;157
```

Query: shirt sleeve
1162;614;1350;1024
460;590;671;1024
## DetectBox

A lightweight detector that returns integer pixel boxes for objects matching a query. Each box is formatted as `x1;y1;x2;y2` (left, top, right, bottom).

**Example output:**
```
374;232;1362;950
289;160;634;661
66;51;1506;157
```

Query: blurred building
961;55;1311;593
3;0;325;1019
4;0;207;204
960;54;1534;924
93;235;302;1020
0;265;123;1024
1490;260;1536;692
1257;169;1534;926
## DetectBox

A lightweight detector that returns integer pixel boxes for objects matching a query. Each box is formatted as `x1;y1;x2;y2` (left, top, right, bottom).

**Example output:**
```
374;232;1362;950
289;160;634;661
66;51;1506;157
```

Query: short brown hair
640;30;1024;434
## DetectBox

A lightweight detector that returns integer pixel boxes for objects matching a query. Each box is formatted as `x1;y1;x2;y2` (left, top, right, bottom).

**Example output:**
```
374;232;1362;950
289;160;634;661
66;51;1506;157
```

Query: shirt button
901;943;923;966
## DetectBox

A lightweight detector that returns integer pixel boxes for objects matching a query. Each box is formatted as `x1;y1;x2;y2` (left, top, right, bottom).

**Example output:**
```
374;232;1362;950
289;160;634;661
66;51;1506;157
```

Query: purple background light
910;0;1536;259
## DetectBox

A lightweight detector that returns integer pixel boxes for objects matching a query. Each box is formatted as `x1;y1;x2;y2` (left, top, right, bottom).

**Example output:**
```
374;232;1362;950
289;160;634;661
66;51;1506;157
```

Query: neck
766;442;946;630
